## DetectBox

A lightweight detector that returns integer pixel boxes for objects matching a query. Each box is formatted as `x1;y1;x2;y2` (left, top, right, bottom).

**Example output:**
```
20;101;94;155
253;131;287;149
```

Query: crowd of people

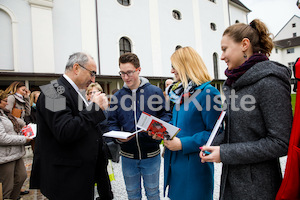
0;19;297;200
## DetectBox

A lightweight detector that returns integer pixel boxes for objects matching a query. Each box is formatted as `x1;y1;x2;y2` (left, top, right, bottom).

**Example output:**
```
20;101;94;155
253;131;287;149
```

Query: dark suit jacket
30;76;107;200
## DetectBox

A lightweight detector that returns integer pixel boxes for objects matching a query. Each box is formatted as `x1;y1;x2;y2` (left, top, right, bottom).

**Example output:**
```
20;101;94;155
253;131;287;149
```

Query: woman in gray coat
200;19;293;200
0;90;32;200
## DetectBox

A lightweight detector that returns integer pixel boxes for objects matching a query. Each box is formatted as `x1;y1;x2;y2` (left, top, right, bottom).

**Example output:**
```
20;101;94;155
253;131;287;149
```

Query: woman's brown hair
223;19;274;56
5;81;25;95
0;90;8;101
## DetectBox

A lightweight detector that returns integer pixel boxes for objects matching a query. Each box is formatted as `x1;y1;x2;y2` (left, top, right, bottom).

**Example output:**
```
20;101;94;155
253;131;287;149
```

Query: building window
293;33;297;37
288;62;294;69
210;23;216;31
117;0;130;6
175;45;182;50
287;48;294;54
172;10;182;20
235;20;240;23
119;37;131;55
213;53;218;79
275;48;278;53
288;62;295;77
208;0;216;3
292;23;296;28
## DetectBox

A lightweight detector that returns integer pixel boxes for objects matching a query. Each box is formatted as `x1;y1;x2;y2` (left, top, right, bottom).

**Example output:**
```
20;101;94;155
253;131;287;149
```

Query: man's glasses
77;63;96;77
119;68;139;77
88;91;101;95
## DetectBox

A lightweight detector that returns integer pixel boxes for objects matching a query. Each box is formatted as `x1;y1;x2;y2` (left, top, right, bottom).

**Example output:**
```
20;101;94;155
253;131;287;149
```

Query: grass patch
291;94;296;115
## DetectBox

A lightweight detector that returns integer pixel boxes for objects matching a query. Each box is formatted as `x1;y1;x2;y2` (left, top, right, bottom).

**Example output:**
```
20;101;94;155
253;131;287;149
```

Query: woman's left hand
199;146;221;163
164;137;182;151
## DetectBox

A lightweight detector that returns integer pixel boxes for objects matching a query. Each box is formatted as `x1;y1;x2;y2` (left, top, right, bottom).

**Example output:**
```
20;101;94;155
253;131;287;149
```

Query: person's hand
92;92;108;110
25;137;33;143
148;131;162;140
164;137;182;151
25;88;31;98
117;135;135;143
199;146;221;163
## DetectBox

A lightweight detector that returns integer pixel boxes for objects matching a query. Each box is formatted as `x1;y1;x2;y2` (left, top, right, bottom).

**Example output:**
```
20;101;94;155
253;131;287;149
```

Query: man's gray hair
65;52;94;72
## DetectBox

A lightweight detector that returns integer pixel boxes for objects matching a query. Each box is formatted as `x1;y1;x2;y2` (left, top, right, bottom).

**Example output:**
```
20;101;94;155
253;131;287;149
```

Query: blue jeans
122;155;161;200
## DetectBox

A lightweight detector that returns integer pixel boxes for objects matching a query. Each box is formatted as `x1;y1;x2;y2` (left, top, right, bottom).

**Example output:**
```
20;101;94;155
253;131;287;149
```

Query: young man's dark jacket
108;77;171;159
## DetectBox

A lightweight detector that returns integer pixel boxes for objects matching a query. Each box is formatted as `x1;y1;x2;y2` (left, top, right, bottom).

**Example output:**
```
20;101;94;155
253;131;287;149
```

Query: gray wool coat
0;109;27;164
218;61;293;200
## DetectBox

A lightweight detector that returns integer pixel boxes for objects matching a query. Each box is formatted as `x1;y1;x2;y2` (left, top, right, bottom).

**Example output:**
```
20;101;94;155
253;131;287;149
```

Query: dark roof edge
229;0;251;12
0;72;173;80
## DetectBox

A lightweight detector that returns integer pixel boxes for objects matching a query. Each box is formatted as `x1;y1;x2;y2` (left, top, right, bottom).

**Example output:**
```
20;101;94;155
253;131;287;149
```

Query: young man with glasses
108;53;171;200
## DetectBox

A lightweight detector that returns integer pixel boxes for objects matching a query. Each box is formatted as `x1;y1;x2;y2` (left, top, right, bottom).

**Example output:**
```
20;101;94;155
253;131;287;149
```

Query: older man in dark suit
30;52;113;200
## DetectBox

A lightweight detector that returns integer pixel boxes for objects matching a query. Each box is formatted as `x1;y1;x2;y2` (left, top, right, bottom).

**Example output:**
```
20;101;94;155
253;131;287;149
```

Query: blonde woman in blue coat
161;47;221;199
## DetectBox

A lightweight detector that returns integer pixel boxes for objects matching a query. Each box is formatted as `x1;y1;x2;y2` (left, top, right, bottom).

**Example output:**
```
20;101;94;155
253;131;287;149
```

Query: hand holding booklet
137;112;180;140
103;129;143;139
103;112;180;140
202;111;226;155
21;123;37;139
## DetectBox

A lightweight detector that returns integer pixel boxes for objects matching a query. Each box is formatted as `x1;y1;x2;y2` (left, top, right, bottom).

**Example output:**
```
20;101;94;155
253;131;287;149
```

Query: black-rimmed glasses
119;68;139;77
77;63;96;77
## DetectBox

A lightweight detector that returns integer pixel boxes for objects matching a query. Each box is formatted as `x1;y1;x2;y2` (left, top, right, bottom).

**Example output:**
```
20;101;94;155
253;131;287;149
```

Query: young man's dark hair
119;53;140;68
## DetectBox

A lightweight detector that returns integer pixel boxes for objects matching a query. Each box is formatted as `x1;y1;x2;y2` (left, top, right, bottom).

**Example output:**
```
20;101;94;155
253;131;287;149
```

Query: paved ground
21;145;287;200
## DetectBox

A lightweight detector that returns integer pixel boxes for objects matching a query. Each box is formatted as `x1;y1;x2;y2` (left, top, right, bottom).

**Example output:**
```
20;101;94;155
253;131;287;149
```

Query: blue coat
164;82;221;200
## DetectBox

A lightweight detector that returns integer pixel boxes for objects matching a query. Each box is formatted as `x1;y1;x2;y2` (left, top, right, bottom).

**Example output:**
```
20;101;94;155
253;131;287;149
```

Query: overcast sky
240;0;300;35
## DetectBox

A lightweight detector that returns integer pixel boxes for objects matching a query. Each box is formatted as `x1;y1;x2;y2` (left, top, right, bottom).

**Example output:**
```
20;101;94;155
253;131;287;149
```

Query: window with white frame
172;10;182;20
117;0;130;6
210;23;216;31
213;53;218;79
287;48;295;54
288;62;295;77
119;37;131;55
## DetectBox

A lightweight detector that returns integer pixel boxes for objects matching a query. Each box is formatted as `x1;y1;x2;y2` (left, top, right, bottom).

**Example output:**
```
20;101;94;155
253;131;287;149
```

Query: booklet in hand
103;129;143;139
202;111;226;155
21;123;37;139
137;112;180;140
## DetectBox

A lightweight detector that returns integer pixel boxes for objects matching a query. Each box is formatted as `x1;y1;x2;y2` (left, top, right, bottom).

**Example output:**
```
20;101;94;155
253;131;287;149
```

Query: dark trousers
95;144;113;200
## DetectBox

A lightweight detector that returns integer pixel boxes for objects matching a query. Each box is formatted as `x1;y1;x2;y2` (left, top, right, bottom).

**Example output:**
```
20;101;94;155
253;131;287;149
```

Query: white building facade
270;15;300;82
0;0;250;93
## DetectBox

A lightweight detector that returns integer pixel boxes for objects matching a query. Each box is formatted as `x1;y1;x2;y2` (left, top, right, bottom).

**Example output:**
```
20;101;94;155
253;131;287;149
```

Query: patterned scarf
0;108;21;133
167;80;198;104
225;53;269;86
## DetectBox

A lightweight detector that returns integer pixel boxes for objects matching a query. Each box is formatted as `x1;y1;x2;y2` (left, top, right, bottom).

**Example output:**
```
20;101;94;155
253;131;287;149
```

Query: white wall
275;15;300;40
0;0;34;72
29;1;55;73
97;0;234;79
228;3;248;25
197;0;228;80
97;1;153;76
52;0;82;73
0;0;249;80
0;8;13;70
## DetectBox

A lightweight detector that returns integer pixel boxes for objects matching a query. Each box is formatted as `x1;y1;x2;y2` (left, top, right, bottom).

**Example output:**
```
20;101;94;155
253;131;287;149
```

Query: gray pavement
22;145;287;200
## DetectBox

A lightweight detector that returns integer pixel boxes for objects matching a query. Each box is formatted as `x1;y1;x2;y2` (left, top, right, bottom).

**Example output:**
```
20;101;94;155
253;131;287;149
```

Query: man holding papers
108;53;171;200
30;53;113;200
